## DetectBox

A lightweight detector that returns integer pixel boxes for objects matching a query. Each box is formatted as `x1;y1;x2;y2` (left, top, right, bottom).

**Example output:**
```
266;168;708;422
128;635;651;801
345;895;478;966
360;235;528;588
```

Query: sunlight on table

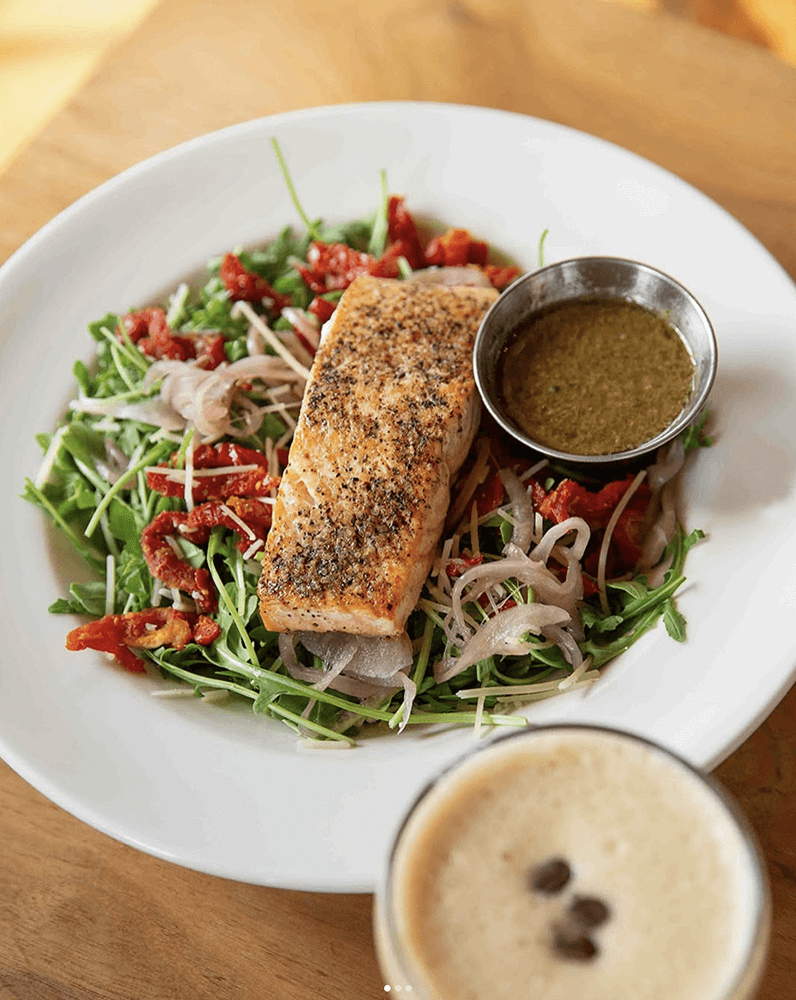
0;0;158;175
0;0;795;180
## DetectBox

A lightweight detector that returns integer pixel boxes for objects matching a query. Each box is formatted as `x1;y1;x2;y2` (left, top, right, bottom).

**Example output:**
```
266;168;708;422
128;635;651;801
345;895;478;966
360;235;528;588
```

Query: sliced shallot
435;603;570;683
499;467;535;555
405;266;494;287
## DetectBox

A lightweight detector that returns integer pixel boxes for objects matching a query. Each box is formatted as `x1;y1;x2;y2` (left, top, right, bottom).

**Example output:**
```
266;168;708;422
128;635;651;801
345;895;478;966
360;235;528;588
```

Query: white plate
1;102;795;893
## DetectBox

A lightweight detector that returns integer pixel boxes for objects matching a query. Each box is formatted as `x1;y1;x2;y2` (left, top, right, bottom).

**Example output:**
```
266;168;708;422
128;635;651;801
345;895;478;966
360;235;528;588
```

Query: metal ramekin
473;257;718;469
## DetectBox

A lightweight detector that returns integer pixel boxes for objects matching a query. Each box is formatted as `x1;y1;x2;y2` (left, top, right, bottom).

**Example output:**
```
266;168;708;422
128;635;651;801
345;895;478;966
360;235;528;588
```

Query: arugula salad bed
23;151;709;747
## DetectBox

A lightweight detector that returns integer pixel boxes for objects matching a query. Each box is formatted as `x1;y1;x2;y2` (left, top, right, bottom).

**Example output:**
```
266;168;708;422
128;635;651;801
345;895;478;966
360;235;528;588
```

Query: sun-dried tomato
482;264;521;290
146;443;280;502
121;307;167;345
119;309;227;368
446;554;484;577
424;229;488;268
293;261;328;295
539;477;651;531
368;242;404;279
306;242;376;291
66;607;220;672
297;238;417;293
147;468;280;502
540;476;653;579
192;615;222;646
193;443;270;469
195;333;228;369
472;469;505;517
224;495;274;527
307;296;337;324
219;253;291;312
608;503;650;569
478;594;517;614
180;499;271;538
141;511;217;613
119;308;195;362
386;195;425;270
537;479;581;525
141;497;275;612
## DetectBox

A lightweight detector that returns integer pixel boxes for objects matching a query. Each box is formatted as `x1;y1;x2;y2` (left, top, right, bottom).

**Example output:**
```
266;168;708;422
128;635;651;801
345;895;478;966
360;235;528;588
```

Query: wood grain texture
1;0;795;276
1;1;795;997
0;760;381;999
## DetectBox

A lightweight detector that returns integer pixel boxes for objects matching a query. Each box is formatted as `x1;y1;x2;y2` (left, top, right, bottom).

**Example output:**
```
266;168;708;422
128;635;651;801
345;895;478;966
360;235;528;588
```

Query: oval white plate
1;103;795;892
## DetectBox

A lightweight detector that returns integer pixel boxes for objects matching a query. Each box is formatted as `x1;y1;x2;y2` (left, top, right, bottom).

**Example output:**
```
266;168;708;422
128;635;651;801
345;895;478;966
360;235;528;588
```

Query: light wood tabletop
1;1;795;997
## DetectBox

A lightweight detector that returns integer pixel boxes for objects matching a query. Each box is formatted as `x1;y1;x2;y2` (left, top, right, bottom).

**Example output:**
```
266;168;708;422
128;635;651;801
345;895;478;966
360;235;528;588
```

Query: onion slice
435;603;570;683
499;467;535;555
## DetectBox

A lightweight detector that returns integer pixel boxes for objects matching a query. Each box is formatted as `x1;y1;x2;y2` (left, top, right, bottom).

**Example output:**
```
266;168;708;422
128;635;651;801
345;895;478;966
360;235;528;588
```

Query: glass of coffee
374;725;771;1000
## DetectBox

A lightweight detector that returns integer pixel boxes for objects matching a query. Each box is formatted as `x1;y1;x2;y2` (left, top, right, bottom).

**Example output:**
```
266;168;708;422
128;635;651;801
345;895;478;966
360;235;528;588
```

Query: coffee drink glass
374;725;770;1000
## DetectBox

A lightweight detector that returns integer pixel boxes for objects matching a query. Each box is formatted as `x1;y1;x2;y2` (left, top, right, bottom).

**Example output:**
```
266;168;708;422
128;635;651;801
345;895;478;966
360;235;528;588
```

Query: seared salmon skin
257;275;498;636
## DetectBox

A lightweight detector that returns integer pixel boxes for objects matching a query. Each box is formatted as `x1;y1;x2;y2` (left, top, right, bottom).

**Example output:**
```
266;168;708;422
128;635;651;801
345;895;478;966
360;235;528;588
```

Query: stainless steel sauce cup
473;257;718;468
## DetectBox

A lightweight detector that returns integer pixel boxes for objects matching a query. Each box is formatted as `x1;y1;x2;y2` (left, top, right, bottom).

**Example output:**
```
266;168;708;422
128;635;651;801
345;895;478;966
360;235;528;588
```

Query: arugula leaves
22;162;708;743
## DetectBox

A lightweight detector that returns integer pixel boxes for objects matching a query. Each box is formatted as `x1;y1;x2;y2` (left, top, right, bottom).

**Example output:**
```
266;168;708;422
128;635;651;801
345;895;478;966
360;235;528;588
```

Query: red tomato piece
146;468;280;502
306;242;375;290
423;228;488;268
219;253;290;311
193;443;270;469
192;615;222;646
446;554;484;577
539;477;651;531
540;476;653;578
472;469;506;517
368;243;404;279
225;495;274;528
308;296;337;324
119;308;195;362
386;196;425;270
146;443;279;501
195;333;228;369
119;309;228;367
141;511;217;613
140;496;275;611
293;261;328;294
482;264;521;290
66;607;220;672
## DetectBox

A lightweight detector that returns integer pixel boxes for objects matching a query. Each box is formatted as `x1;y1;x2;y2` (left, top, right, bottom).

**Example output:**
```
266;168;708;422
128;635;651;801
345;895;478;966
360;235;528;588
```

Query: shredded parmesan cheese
297;737;354;750
183;430;196;511
597;469;647;614
219;502;256;540
105;555;116;616
199;688;230;704
165;282;190;326
231;300;313;381
34;426;67;488
473;689;487;739
242;538;264;560
144;463;263;481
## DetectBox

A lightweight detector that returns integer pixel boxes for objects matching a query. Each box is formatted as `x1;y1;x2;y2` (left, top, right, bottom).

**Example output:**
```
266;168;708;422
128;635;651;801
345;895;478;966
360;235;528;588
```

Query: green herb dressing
499;297;695;455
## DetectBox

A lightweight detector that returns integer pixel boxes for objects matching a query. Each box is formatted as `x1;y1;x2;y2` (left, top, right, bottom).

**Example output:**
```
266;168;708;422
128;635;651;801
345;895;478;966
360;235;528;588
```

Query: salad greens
23;158;708;746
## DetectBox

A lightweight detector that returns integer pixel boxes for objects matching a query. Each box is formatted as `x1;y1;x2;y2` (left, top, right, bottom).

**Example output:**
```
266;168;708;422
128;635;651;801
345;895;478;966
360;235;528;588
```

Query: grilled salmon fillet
257;275;498;636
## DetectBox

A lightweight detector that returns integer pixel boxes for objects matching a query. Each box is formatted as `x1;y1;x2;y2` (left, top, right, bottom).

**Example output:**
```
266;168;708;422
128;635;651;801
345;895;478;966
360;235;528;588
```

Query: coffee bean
528;857;571;894
568;895;611;929
551;924;599;962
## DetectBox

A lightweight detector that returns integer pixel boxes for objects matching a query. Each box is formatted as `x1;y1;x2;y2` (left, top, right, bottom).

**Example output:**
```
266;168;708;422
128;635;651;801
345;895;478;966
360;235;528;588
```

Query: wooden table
1;1;795;996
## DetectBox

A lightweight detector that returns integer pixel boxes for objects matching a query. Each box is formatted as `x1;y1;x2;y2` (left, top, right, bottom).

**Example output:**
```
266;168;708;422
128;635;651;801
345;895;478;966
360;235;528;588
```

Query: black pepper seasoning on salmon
258;276;497;636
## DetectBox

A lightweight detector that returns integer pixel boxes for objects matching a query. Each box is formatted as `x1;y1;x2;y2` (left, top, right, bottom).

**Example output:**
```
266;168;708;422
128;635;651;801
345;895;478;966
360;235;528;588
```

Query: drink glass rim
378;723;771;1000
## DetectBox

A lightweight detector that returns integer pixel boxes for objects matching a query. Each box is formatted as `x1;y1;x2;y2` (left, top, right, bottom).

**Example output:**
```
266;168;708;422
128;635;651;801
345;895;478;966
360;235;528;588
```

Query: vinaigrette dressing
498;297;695;455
